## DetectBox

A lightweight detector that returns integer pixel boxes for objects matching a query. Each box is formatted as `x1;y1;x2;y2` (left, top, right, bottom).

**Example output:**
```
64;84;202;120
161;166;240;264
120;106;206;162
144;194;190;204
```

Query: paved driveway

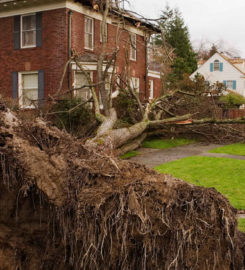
129;143;245;168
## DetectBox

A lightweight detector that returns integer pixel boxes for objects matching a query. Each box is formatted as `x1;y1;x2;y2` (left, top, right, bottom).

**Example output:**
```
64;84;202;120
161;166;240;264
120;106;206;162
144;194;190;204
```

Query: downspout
68;10;73;93
145;34;149;100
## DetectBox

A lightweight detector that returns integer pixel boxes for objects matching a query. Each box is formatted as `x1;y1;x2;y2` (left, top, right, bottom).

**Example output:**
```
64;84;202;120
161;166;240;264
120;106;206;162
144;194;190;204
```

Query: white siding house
190;52;245;97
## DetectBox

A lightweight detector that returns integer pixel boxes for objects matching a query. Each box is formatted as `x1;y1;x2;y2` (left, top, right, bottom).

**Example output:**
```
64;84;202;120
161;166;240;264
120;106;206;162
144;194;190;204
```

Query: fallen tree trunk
0;105;245;270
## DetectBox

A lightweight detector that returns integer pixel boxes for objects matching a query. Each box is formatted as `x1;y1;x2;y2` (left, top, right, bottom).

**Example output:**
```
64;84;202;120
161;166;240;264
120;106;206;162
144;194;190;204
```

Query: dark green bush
113;90;142;124
51;98;95;136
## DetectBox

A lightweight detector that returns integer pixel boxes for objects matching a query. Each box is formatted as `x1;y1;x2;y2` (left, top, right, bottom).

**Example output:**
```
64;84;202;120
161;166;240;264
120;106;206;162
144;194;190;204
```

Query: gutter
145;35;149;100
68;10;73;92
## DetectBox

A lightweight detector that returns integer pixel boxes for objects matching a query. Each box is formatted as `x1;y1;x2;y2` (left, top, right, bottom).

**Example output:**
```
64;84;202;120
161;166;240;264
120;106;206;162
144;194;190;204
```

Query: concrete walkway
130;143;245;218
129;143;245;168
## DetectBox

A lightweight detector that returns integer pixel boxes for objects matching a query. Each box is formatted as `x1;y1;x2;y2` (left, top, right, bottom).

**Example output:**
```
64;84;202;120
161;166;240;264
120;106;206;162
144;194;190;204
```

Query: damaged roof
0;0;160;33
74;0;160;32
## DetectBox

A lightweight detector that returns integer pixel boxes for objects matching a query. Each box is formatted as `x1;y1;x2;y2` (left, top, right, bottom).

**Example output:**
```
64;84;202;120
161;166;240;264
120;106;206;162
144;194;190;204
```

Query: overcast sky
127;0;245;57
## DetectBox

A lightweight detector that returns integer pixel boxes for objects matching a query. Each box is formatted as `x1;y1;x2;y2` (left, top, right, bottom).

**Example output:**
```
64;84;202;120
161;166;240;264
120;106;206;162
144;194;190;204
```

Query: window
19;72;38;108
149;80;154;99
223;80;236;90
227;80;234;89
214;60;220;71
100;21;107;43
74;71;93;101
211;59;223;72
84;17;94;50
130;33;137;61
130;77;140;93
21;14;36;48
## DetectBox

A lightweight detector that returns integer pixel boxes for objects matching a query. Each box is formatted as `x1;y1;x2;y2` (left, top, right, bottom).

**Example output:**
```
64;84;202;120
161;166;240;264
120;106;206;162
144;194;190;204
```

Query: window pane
88;34;93;48
23;73;38;88
84;18;93;49
22;31;36;47
85;19;89;33
85;33;88;48
130;77;139;93
88;19;93;32
227;80;233;89
214;60;219;71
22;15;36;31
23;89;38;107
130;34;136;60
75;72;91;100
85;18;92;33
149;80;154;99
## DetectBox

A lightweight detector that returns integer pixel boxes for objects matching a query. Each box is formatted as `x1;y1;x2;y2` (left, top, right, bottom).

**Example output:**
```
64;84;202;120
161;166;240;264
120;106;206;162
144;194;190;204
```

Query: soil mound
0;104;244;270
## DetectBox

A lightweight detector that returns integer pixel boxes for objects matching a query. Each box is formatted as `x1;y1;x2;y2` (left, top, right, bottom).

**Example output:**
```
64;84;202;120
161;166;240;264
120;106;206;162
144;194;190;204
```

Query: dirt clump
0;104;244;270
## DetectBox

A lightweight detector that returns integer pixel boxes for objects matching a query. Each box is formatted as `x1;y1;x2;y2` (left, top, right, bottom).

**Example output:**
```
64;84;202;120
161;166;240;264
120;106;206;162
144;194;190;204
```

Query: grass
209;143;245;156
155;156;245;210
142;138;195;149
120;151;140;159
238;219;245;233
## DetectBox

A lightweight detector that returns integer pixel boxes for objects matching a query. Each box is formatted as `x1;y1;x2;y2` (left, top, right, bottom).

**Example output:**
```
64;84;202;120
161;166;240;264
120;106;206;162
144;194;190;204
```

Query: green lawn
155;156;245;210
209;143;245;156
238;219;245;233
120;151;140;159
142;138;195;149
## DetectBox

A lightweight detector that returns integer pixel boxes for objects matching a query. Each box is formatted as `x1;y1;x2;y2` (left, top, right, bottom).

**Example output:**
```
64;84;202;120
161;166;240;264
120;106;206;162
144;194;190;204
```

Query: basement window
19;72;38;108
21;14;36;48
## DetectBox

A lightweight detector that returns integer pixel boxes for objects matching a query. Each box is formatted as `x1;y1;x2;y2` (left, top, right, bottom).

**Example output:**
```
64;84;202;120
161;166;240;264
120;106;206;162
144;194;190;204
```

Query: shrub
219;91;245;108
113;90;142;124
51;97;95;136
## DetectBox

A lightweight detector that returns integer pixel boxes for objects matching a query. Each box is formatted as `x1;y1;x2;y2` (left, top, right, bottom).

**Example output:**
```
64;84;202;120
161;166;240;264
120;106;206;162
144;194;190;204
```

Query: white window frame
74;71;93;101
130;77;140;94
149;79;154;99
84;16;94;50
130;33;137;61
226;80;234;89
18;71;38;109
100;21;108;43
213;60;220;71
21;13;36;49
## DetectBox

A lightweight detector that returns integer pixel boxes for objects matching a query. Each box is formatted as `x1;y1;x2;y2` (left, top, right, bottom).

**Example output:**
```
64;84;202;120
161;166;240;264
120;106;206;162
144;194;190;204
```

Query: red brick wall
0;8;68;99
70;10;148;99
0;7;160;102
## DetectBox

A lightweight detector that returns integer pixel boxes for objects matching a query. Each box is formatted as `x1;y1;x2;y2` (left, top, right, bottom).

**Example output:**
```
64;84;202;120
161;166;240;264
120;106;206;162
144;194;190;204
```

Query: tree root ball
0;105;244;270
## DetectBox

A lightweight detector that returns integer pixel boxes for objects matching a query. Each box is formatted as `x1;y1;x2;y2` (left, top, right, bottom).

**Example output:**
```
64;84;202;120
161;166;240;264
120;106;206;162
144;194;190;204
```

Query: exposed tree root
0;105;244;270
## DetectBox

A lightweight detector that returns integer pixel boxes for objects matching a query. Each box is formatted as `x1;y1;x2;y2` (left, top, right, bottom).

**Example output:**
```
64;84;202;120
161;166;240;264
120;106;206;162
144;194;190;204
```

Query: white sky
127;0;245;57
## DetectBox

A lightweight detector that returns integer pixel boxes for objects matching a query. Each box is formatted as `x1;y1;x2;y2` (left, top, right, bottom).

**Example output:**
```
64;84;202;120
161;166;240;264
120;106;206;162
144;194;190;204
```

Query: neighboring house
190;52;245;97
0;0;161;108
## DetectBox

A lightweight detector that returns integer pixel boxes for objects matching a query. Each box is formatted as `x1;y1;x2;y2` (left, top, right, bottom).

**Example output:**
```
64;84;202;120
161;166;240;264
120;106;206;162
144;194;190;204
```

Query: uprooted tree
50;0;245;156
1;103;245;270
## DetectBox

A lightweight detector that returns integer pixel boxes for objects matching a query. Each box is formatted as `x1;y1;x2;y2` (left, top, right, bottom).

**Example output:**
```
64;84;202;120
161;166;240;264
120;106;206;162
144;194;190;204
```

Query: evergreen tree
158;6;197;83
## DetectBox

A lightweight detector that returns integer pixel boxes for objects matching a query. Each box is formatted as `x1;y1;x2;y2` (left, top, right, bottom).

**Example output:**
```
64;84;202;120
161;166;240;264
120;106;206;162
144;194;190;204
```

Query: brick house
0;0;161;108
